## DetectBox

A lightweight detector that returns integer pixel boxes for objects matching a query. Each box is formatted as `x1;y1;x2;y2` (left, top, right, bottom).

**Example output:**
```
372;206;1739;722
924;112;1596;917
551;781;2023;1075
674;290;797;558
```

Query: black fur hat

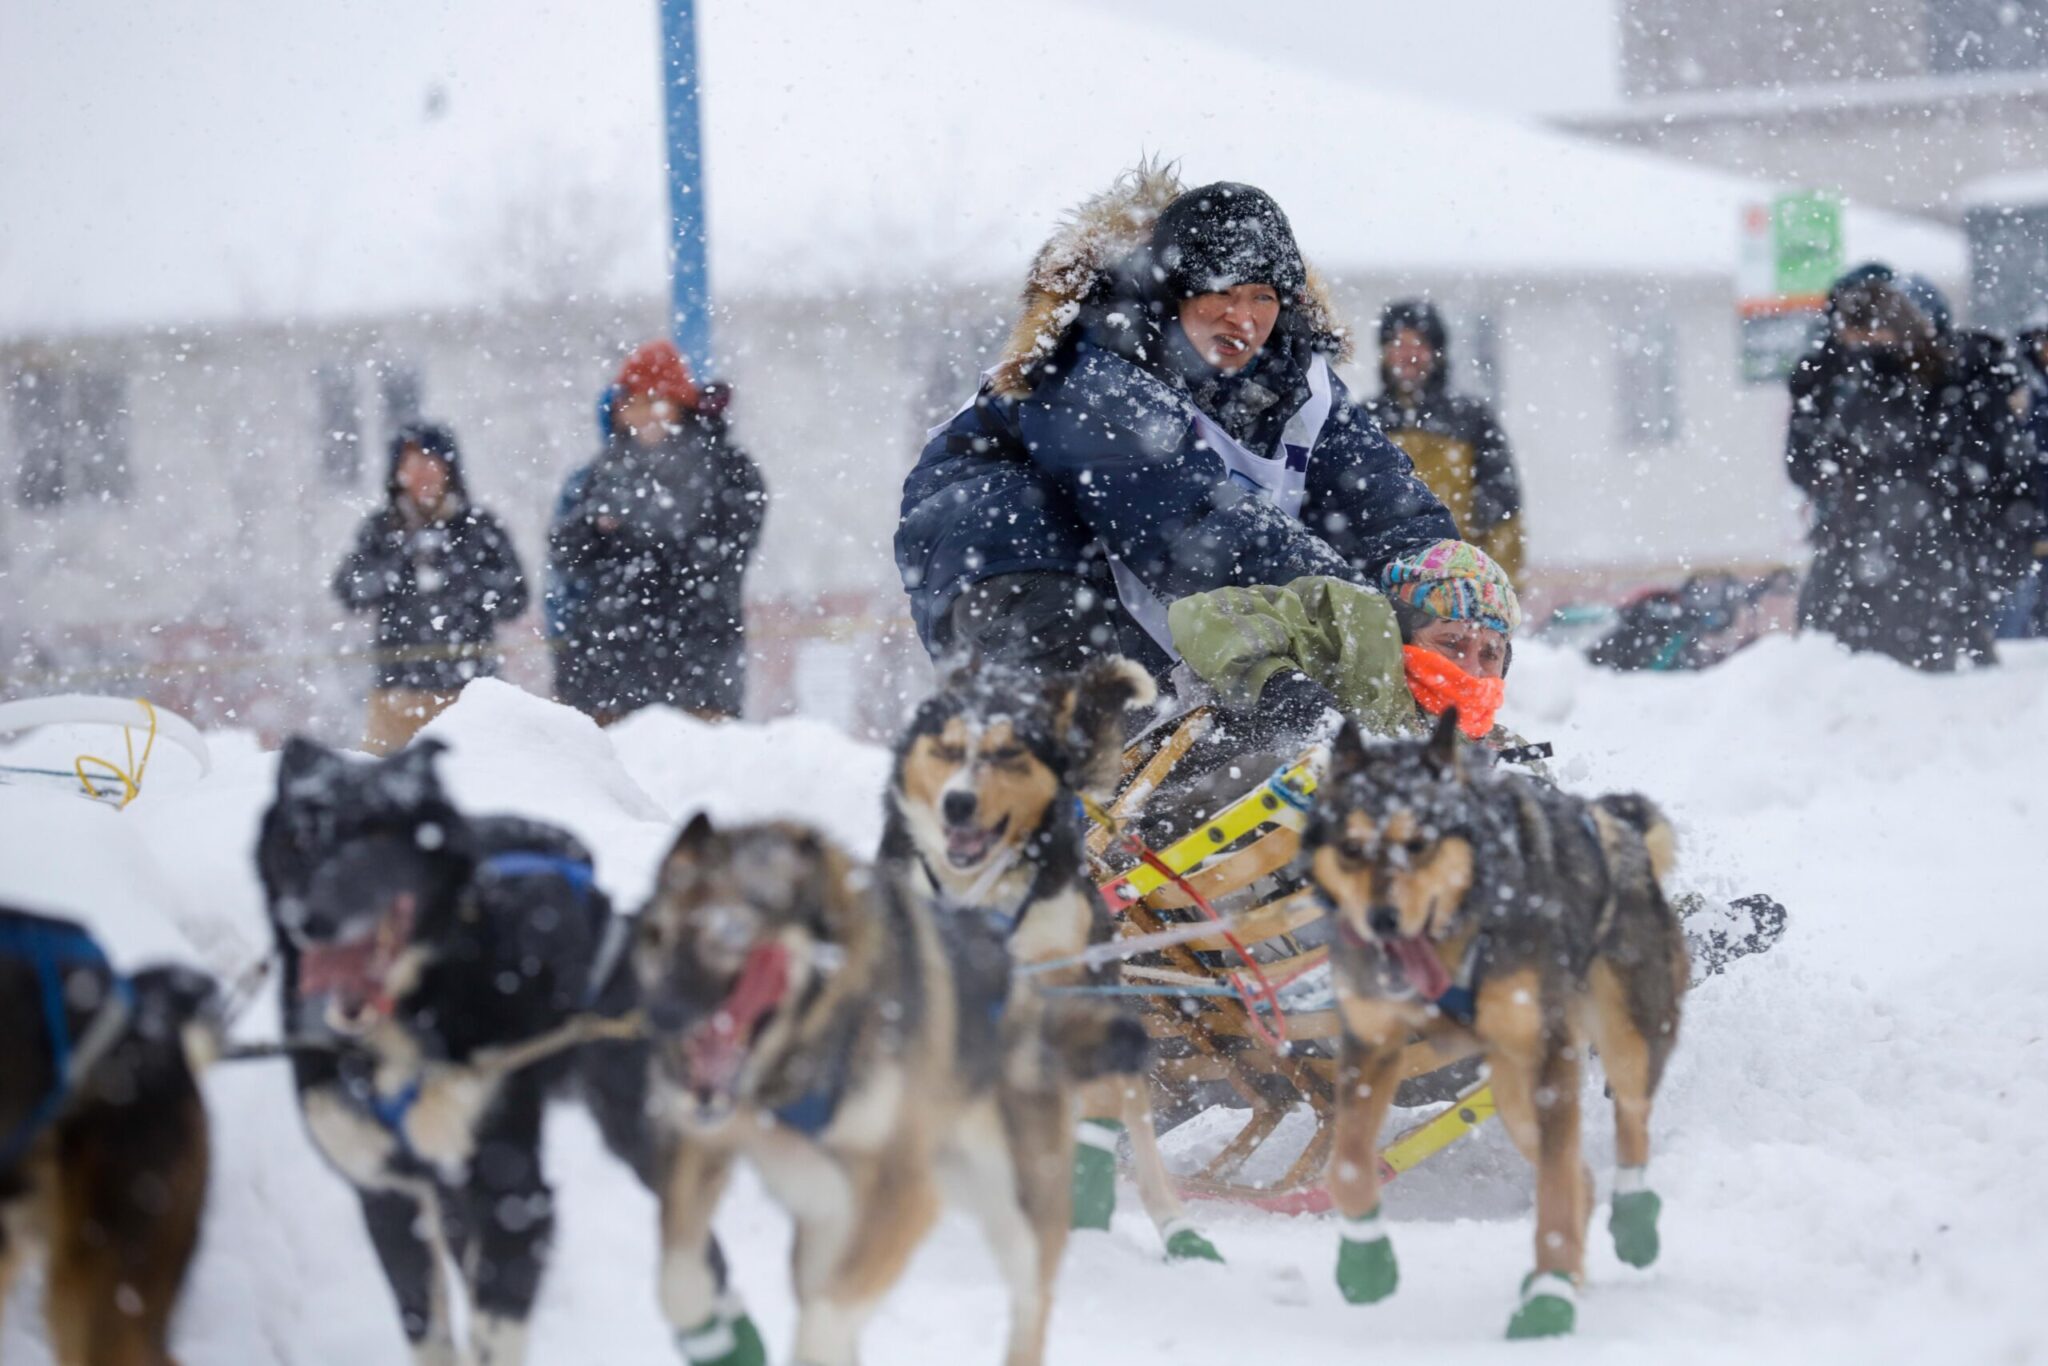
1150;182;1307;302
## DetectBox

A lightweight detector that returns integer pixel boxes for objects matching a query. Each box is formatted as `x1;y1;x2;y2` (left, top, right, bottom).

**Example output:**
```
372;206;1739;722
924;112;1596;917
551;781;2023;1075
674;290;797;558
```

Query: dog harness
0;912;136;1169
1426;932;1487;1027
476;848;622;1010
354;846;603;1158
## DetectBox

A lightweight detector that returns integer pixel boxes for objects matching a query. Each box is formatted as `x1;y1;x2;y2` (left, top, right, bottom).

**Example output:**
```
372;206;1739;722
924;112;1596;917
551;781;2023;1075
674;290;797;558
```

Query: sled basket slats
1090;710;1480;1209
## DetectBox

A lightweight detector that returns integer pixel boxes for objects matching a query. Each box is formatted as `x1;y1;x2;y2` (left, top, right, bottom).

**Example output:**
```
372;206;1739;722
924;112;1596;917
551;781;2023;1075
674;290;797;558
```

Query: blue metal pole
657;0;712;376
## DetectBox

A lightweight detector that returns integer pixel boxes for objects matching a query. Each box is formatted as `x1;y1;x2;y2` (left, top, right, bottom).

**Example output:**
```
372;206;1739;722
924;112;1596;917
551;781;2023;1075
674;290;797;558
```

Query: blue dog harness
0;913;136;1169
359;847;601;1155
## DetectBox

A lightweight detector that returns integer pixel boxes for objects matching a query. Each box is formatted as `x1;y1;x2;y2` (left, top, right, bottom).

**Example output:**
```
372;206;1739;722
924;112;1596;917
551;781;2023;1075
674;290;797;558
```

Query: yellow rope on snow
71;698;159;808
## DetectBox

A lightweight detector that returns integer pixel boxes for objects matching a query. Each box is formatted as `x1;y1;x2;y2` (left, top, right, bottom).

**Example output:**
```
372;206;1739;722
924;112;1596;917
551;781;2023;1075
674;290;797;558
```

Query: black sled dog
257;739;644;1366
614;812;1093;1366
1304;712;1689;1340
0;906;222;1366
879;655;1211;1260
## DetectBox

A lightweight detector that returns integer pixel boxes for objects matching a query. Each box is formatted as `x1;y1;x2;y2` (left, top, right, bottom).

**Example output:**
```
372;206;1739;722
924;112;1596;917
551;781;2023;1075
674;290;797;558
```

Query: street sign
1739;191;1843;384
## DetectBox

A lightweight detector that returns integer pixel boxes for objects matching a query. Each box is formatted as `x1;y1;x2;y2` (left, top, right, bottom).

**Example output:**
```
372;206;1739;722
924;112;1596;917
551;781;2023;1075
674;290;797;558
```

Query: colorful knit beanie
1380;540;1522;636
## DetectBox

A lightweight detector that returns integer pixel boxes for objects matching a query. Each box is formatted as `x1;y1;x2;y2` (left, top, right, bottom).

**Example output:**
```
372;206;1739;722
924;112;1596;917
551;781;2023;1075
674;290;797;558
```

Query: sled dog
257;738;644;1366
0;907;221;1366
1304;711;1688;1339
880;655;1211;1259
617;813;1077;1366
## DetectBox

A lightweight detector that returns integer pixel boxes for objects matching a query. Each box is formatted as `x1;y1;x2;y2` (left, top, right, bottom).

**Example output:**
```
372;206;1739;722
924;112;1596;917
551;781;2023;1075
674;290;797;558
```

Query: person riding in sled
896;163;1455;684
1165;539;1532;759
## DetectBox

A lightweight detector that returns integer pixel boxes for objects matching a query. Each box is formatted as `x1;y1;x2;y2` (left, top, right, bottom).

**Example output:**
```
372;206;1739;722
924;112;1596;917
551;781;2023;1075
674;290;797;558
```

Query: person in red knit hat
548;340;765;723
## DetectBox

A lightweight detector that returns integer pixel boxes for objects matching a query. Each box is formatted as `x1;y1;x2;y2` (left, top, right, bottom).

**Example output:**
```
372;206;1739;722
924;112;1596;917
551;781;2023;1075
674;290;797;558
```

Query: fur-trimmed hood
989;162;1352;399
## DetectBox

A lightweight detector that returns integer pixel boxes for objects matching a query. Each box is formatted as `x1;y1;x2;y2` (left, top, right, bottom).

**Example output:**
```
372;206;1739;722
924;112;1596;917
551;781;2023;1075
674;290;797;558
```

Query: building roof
1961;166;2048;208
1560;66;2048;131
0;0;1965;336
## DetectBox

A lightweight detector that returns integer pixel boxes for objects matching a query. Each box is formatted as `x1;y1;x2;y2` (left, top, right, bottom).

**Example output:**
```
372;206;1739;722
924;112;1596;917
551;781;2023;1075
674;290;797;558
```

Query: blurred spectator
1999;323;2048;638
548;341;766;724
332;421;529;753
1363;299;1525;584
1785;265;2034;670
542;384;618;644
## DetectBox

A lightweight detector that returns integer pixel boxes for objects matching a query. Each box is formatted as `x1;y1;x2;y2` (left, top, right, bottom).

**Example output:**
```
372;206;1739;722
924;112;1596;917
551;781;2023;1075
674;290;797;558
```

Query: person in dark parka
896;164;1455;682
1785;264;2034;670
548;341;766;723
332;422;529;753
2000;323;2048;637
1362;299;1525;584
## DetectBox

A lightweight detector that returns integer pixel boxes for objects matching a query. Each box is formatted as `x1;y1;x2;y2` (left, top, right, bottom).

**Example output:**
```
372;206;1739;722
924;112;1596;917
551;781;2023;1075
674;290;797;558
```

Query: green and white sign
1739;191;1844;384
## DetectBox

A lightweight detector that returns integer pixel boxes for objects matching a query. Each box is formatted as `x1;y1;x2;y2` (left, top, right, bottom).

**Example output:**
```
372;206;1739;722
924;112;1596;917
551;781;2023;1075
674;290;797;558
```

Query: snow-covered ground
3;639;2045;1364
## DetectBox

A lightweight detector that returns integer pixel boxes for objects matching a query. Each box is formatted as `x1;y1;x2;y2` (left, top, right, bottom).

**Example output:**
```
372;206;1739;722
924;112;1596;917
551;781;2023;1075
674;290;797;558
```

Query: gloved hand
1218;669;1339;751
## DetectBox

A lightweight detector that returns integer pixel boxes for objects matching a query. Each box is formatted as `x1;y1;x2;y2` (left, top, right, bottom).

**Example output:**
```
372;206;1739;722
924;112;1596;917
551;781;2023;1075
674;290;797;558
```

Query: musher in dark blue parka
896;163;1456;680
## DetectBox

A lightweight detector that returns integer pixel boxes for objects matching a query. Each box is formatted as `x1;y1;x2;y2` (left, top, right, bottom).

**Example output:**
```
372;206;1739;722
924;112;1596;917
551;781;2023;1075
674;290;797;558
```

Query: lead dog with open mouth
613;812;1083;1366
257;738;646;1366
1304;711;1689;1339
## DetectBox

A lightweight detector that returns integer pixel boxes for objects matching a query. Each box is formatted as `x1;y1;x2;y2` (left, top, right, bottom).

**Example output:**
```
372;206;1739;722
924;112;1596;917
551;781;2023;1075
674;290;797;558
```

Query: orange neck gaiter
1401;646;1504;740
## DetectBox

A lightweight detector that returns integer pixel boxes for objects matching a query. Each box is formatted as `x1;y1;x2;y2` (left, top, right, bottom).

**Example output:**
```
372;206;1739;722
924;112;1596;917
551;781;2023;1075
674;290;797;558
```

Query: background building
1558;0;2048;327
0;0;1962;740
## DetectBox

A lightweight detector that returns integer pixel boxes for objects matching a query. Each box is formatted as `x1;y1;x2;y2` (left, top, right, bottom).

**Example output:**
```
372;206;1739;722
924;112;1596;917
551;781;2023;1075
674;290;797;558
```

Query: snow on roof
1960;166;2048;208
0;0;1964;336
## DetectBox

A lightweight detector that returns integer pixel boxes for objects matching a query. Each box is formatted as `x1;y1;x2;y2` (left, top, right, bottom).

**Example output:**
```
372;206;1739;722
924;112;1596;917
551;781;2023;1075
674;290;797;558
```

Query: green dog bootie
1334;1206;1399;1304
1610;1169;1662;1268
1072;1119;1123;1231
1505;1270;1577;1340
677;1304;767;1366
1162;1218;1224;1263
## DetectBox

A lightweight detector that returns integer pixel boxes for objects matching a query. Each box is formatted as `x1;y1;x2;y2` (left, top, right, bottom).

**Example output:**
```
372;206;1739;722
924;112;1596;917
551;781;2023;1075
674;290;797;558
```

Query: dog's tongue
682;1013;748;1098
1389;937;1452;1001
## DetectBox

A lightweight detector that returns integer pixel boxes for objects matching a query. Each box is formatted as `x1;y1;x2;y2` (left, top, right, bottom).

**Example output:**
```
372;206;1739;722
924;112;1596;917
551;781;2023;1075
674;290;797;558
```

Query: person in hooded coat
332;421;530;753
1785;264;2034;670
1360;300;1525;584
1999;322;2048;638
548;341;766;723
896;165;1455;682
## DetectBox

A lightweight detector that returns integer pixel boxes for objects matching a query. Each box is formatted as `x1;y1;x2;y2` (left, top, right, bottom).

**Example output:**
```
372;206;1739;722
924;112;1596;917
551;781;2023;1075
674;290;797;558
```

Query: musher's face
1178;284;1281;372
1383;327;1439;393
1411;618;1509;681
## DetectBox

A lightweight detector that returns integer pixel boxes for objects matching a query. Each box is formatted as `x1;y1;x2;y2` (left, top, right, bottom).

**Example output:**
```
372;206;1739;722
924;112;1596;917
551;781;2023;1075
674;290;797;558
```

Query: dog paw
1610;1188;1663;1268
1163;1221;1224;1263
1505;1270;1576;1339
1071;1120;1121;1230
677;1308;766;1366
1334;1209;1398;1304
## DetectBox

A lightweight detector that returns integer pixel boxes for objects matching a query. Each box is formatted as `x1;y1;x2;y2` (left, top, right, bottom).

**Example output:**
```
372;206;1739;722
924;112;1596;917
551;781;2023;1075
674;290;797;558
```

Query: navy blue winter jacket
897;338;1455;649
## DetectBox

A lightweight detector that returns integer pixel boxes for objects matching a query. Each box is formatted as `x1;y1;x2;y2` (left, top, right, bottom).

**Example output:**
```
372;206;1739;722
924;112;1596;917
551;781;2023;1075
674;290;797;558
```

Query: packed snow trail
3;641;2045;1364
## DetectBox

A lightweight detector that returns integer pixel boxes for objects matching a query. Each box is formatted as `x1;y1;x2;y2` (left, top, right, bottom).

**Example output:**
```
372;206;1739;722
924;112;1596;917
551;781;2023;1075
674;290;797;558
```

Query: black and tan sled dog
1304;711;1688;1340
615;812;1089;1366
257;739;644;1366
0;906;222;1366
880;656;1216;1261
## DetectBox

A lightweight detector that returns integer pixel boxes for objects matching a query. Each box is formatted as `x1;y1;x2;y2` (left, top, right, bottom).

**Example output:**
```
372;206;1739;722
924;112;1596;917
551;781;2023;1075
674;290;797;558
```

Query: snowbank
4;643;2045;1363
